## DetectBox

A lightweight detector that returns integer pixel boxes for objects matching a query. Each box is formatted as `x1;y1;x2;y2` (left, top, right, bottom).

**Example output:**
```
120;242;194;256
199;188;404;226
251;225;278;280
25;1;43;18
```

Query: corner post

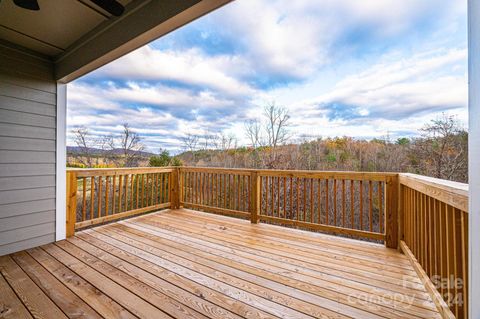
66;171;77;238
250;171;260;224
385;174;399;249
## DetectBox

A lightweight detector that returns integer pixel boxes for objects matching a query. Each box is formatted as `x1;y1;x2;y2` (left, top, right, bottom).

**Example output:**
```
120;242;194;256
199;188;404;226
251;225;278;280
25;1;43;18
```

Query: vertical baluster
289;177;293;220
124;174;128;211
118;175;123;213
369;180;373;232
296;178;300;220
130;174;134;210
359;180;363;230
451;207;458;317
310;179;314;223
271;176;275;216
135;174;139;208
302;178;307;222
82;177;86;221
460;210;468;319
151;174;155;206
277;176;281;218
105;176;110;216
90;176;95;220
112;176;116;215
318;179;322;224
211;173;215;207
333;179;337;226
428;196;435;277
97;176;102;218
325;179;329;225
379;181;383;233
283;177;287;219
342;179;346;227
350;180;354;229
232;174;236;210
265;176;270;215
224;174;227;208
216;173;219;207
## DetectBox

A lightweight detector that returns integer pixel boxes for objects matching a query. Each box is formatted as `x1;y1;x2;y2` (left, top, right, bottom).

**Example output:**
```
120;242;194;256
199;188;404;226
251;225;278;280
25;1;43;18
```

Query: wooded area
69;107;468;183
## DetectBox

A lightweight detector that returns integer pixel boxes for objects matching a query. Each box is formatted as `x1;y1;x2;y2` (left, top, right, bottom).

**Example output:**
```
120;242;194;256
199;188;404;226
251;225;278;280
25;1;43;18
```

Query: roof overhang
0;0;231;83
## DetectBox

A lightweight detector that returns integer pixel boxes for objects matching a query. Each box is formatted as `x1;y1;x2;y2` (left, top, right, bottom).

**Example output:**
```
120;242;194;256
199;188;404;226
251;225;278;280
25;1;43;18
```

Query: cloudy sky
67;0;467;153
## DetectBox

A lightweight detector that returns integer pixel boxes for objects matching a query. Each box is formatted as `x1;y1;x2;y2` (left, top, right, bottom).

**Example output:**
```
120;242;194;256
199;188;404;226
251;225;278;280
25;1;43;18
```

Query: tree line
69;104;468;183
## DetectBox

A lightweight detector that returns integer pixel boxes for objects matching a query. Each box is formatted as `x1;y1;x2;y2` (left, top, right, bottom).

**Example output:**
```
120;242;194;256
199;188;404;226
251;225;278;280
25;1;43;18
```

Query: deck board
0;209;442;319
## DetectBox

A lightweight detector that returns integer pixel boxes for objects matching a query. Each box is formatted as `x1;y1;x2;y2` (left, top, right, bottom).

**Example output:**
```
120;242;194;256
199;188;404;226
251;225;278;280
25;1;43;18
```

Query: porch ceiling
0;0;231;82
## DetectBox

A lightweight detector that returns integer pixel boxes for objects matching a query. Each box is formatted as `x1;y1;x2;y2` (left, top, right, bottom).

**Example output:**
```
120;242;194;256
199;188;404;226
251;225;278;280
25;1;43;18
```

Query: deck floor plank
114;218;439;318
1;209;442;319
0;273;32;319
0;255;68;319
10;251;102;319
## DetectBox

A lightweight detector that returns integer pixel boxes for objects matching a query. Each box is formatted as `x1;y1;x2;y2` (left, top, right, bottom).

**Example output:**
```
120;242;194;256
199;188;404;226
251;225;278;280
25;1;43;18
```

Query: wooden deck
1;209;441;319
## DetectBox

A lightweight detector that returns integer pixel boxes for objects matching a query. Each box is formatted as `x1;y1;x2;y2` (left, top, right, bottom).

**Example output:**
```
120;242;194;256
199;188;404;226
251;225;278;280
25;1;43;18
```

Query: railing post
250;171;260;224
385;174;399;249
171;167;180;209
66;171;77;238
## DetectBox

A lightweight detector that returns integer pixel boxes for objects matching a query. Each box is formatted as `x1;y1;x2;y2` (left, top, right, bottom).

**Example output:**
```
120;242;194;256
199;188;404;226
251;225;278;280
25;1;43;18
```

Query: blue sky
67;0;467;153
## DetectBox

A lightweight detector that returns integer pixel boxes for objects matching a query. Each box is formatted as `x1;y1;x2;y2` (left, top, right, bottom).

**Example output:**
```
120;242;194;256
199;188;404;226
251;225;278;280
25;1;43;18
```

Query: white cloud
94;46;256;97
306;48;467;119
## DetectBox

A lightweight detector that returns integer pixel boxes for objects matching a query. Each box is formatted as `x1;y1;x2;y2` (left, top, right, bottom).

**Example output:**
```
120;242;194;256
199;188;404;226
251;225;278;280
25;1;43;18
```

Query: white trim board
55;83;67;241
468;0;479;317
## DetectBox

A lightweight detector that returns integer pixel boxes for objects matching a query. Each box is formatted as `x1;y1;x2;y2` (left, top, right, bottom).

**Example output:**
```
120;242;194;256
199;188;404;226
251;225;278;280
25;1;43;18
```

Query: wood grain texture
0;208;443;319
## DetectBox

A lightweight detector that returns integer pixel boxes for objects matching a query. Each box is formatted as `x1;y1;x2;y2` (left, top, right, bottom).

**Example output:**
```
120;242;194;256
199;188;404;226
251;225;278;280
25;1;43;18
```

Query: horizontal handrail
69;167;174;177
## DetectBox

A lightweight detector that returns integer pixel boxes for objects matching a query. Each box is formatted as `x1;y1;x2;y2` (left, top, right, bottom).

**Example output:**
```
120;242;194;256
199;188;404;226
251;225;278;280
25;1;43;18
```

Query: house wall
0;43;57;255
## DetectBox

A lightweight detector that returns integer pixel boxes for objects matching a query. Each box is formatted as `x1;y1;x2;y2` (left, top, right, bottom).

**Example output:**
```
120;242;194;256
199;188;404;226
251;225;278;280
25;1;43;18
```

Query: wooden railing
66;167;469;318
179;167;252;219
178;168;399;247
66;167;178;236
256;170;398;244
399;173;468;319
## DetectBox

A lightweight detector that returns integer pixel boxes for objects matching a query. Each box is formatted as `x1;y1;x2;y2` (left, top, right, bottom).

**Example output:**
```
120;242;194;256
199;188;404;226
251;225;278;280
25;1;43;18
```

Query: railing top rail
68;167;175;177
399;173;468;212
179;166;398;179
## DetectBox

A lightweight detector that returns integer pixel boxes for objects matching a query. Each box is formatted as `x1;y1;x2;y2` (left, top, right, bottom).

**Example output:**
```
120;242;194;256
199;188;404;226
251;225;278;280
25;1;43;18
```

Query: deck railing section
179;167;252;219
399;173;468;319
66;167;174;236
256;171;397;243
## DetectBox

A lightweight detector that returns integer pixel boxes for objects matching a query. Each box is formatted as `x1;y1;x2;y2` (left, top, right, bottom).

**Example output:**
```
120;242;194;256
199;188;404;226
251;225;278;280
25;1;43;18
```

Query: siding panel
0;233;55;256
0;95;55;116
0;163;55;177
0;187;55;205
0;176;55;190
0;123;55;139
0;81;55;105
0;199;55;219
0;109;55;128
0;137;55;151
0;211;55;232
0;151;55;164
0;43;56;255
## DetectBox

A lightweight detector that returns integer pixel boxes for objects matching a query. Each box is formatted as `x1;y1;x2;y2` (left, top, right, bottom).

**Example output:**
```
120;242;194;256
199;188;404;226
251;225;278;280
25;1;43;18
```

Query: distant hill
67;146;155;157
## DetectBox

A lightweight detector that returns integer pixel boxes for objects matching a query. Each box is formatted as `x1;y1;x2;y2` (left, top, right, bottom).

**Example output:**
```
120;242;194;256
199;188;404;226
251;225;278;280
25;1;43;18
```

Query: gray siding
0;43;56;255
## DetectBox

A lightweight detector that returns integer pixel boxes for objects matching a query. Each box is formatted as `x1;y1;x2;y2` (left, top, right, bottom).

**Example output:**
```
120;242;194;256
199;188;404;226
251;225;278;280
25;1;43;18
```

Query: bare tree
263;102;291;166
264;102;291;148
71;127;96;167
181;133;199;162
244;119;262;148
415;114;468;181
107;123;145;167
